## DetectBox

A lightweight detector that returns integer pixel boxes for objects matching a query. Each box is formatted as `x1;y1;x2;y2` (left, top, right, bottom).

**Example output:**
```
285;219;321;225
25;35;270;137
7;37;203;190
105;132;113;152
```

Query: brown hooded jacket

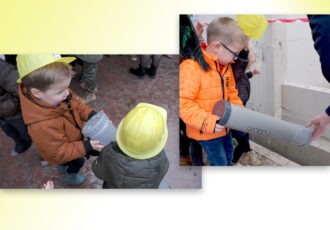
19;84;95;164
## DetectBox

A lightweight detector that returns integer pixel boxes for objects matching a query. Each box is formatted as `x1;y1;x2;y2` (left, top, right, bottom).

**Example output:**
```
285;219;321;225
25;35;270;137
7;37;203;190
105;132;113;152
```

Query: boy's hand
195;21;204;39
42;180;54;189
90;140;105;152
251;69;261;76
214;117;225;133
214;124;225;133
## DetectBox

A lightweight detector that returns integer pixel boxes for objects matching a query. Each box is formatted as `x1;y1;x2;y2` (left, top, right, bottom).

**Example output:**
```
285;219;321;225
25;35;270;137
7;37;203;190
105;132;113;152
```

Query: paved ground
239;141;300;166
181;140;299;167
0;55;202;189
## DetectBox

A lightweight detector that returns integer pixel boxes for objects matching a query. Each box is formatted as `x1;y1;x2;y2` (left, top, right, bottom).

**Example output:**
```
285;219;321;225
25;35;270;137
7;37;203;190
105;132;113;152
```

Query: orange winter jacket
180;50;243;141
19;84;94;164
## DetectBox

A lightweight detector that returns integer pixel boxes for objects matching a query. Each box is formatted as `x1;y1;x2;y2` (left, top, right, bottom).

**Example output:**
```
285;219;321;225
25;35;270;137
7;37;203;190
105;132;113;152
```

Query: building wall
248;15;330;138
247;15;330;164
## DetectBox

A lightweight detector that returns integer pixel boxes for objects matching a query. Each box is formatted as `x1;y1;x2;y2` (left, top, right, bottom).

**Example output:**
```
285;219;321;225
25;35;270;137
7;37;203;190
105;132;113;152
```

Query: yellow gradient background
0;0;329;54
1;0;330;229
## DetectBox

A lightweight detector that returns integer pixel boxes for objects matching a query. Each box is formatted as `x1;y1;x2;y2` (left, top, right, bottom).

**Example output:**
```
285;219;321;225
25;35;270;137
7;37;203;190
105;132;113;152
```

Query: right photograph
179;14;330;166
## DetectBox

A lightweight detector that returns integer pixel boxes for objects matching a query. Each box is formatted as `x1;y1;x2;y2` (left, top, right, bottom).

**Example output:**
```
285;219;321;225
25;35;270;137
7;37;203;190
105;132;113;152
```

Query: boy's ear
210;41;221;50
30;88;43;99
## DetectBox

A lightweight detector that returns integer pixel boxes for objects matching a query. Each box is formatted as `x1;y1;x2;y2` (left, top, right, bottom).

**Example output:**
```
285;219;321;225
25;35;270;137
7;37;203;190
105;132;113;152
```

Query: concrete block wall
248;15;330;164
281;82;330;139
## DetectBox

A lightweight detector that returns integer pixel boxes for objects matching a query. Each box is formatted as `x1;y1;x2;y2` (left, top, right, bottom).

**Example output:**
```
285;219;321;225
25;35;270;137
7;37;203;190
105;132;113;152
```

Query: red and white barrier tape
201;18;309;26
267;18;309;23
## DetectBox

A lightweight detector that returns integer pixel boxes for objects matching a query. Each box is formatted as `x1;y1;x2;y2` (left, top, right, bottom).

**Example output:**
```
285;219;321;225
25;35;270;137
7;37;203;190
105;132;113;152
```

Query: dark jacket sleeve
0;60;21;119
246;71;253;79
326;106;330;117
308;15;330;83
0;60;20;97
231;49;251;105
92;149;107;180
232;49;249;83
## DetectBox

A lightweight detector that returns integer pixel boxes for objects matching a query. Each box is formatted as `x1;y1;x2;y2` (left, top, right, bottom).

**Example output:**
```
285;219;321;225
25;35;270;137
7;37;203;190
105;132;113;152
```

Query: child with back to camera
92;103;169;188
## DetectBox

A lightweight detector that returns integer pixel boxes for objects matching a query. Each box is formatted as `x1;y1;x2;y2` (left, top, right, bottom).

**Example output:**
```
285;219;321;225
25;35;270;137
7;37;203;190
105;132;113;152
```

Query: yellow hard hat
237;15;268;40
116;103;168;159
16;54;76;83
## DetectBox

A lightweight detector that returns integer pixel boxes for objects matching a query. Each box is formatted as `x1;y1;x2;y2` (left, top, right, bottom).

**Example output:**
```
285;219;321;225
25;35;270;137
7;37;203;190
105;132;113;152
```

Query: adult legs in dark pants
180;119;203;166
80;61;98;103
189;140;203;166
141;55;162;78
76;55;103;104
180;119;190;157
231;130;251;163
129;55;162;79
180;118;191;165
0;117;32;155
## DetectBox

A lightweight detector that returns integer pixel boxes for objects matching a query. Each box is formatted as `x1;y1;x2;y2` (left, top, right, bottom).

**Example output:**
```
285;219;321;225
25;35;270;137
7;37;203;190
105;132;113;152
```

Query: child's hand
214;124;225;133
42;180;54;189
195;21;204;39
90;140;105;152
214;118;225;133
251;69;261;76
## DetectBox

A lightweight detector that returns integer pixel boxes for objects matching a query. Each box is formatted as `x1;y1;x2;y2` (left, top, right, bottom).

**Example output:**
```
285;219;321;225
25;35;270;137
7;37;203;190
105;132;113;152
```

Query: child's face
32;77;71;107
211;41;243;65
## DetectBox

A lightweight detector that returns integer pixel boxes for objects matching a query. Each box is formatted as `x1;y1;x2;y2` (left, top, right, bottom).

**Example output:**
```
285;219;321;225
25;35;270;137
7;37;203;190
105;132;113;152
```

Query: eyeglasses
219;42;239;60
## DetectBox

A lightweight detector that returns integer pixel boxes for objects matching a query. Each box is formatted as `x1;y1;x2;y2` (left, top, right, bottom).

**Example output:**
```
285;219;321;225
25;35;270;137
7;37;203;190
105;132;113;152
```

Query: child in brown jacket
17;54;106;185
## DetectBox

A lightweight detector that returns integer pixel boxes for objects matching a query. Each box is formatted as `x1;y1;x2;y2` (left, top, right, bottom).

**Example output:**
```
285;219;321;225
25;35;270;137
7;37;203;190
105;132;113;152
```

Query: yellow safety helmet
237;15;268;40
116;103;168;160
16;54;76;83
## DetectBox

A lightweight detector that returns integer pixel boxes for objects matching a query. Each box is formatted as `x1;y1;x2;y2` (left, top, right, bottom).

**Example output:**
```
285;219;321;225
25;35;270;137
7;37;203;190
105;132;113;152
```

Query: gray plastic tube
212;100;312;147
82;112;116;145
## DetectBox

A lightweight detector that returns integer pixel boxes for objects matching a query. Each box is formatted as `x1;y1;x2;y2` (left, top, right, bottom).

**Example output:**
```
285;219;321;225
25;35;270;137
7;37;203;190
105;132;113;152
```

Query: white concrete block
282;82;330;116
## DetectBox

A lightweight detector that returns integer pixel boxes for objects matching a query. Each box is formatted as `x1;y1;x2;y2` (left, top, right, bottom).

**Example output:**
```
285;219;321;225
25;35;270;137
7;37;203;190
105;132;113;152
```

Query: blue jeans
198;132;234;166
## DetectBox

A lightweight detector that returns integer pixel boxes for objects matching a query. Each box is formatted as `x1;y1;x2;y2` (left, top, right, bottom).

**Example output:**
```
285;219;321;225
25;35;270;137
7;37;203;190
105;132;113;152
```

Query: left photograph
0;54;201;189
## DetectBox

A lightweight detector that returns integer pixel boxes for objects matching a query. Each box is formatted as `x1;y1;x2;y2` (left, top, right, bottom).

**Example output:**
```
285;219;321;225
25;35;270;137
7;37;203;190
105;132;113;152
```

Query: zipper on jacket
215;61;229;133
215;61;226;101
65;95;81;130
200;117;206;134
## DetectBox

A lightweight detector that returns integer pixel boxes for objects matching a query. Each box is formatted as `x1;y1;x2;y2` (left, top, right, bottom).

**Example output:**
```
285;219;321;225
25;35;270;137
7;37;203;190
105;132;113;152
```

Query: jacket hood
19;84;71;125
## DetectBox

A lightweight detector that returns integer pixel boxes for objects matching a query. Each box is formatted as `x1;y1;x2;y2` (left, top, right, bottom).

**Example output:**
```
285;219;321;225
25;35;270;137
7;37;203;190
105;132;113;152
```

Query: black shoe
22;141;32;152
145;65;157;79
15;140;32;154
129;65;145;79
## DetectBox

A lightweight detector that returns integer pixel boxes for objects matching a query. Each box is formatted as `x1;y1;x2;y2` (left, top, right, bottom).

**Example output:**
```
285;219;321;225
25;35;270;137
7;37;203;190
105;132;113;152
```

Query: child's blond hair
207;17;246;47
21;62;74;92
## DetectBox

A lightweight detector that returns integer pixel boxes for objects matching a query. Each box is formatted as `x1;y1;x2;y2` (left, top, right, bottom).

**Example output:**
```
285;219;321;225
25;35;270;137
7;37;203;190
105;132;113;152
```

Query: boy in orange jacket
17;54;106;185
180;17;245;166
